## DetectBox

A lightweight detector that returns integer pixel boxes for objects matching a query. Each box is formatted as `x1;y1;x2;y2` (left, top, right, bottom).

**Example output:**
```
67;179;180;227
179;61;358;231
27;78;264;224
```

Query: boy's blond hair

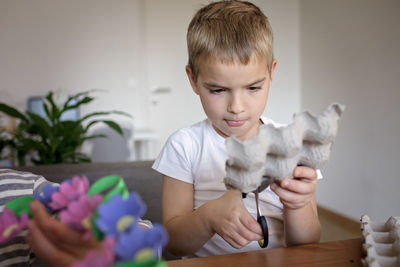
187;0;274;79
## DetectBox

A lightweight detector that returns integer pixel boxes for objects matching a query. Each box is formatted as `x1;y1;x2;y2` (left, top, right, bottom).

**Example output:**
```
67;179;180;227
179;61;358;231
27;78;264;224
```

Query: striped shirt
0;169;51;267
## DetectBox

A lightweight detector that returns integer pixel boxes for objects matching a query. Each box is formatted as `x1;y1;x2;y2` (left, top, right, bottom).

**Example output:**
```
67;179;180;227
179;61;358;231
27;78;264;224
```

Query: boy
152;0;321;257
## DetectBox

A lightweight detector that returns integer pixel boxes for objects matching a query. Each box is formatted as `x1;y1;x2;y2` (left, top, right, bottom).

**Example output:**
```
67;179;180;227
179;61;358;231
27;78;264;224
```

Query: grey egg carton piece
361;215;400;267
224;103;345;193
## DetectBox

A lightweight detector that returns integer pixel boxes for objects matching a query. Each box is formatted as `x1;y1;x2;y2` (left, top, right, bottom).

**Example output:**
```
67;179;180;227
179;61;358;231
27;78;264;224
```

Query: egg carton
361;215;400;267
224;103;345;193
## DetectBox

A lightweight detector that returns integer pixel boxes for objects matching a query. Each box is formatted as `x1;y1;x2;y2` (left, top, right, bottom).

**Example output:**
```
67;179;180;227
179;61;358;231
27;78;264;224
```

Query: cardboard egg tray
224;103;345;193
361;215;400;267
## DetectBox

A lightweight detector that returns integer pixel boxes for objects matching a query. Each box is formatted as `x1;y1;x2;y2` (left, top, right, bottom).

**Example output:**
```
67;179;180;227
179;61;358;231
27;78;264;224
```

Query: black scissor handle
257;215;269;248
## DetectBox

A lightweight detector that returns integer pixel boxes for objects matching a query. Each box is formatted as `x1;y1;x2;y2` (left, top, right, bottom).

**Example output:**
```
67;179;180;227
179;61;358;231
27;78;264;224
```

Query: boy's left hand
270;166;318;210
25;200;100;267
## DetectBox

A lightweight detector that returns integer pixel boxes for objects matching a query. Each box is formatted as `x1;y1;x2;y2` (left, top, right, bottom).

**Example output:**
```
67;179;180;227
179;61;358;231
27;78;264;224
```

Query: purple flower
34;183;59;211
49;176;89;210
70;237;116;267
59;194;103;239
0;208;29;244
114;224;168;262
95;193;146;237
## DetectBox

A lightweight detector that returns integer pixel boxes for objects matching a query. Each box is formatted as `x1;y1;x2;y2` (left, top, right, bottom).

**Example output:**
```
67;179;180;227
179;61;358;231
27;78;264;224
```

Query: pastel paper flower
70;236;116;267
0;208;29;244
49;176;90;210
95;193;146;237
34;183;59;211
114;224;168;262
59;194;103;239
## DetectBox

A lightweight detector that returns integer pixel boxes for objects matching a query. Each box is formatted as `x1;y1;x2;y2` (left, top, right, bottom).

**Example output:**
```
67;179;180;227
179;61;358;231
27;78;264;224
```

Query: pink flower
0;208;28;244
70;237;116;267
59;194;102;240
49;176;90;210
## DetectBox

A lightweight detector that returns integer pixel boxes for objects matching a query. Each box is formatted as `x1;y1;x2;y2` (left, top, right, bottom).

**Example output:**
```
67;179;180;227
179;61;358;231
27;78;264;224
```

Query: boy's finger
238;220;263;241
224;236;244;249
26;220;74;267
271;183;306;203
239;213;262;236
293;166;317;181
280;178;316;194
226;230;251;248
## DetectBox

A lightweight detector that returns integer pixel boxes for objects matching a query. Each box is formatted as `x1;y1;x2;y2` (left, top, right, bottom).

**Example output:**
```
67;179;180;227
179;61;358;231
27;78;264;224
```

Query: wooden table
167;238;363;267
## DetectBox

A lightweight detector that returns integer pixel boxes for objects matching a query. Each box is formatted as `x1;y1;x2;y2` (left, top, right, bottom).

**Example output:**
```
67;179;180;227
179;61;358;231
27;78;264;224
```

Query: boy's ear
270;59;278;81
185;65;200;95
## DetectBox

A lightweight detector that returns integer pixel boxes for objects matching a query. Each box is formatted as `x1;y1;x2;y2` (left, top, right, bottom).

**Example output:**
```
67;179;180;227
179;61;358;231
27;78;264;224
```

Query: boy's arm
270;166;321;246
163;175;263;256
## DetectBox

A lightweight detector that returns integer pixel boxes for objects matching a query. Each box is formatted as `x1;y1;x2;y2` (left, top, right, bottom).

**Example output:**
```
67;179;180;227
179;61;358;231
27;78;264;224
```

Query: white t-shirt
153;118;295;257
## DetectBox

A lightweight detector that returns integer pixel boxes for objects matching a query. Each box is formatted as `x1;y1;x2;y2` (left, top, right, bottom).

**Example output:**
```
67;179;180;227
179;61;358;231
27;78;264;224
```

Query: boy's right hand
207;190;263;249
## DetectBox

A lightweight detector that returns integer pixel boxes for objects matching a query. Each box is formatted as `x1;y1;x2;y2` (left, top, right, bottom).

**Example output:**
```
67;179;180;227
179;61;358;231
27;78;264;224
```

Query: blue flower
95;193;146;237
114;224;168;262
34;183;59;211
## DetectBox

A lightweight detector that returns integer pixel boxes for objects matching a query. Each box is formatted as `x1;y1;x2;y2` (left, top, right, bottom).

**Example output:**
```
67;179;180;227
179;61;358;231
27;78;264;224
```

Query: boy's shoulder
169;119;214;142
163;119;223;158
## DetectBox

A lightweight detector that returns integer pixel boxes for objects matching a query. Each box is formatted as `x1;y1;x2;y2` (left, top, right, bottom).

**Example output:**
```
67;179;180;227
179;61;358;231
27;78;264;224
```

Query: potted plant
0;90;131;166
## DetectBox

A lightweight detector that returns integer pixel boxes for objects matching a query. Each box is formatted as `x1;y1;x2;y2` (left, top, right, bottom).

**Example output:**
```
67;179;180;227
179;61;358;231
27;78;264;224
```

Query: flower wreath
1;175;168;267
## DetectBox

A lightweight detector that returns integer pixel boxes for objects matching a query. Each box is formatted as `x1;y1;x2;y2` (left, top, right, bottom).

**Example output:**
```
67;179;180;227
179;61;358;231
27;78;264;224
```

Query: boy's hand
270;166;318;209
25;201;100;267
208;190;263;249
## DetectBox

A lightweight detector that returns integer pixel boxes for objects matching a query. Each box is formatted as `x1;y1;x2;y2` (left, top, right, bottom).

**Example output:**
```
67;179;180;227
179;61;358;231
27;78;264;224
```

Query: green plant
0;90;131;165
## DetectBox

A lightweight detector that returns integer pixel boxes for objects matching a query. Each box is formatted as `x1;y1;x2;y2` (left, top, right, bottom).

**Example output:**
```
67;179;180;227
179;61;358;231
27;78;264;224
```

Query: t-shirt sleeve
33;174;56;194
316;169;323;179
152;129;195;184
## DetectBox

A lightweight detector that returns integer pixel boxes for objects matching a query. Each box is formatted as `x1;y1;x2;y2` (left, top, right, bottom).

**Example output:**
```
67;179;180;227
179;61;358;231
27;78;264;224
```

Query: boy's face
186;56;277;141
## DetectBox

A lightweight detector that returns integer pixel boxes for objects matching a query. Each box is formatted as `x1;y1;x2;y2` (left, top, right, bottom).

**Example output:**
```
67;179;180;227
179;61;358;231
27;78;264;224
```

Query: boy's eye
209;88;225;94
248;86;262;91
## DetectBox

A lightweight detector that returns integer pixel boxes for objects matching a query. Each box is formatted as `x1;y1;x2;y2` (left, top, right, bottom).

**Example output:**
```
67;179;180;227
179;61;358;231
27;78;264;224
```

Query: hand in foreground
270;166;318;210
207;189;263;249
25;200;100;267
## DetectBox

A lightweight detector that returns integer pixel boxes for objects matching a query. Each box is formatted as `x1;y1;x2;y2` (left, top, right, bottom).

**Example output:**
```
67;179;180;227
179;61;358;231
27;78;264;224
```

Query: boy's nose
227;94;245;114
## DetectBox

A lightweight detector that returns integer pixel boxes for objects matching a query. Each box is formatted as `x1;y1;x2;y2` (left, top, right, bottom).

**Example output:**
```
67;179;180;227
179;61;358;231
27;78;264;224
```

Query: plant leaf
83;134;107;140
44;92;61;121
78;110;132;124
78;112;110;123
0;103;28;122
63;96;94;113
62;89;102;110
102;120;123;135
26;111;52;140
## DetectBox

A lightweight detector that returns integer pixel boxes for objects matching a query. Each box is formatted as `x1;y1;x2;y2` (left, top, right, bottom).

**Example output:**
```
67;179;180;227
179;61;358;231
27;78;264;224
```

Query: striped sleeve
0;169;53;266
33;173;55;195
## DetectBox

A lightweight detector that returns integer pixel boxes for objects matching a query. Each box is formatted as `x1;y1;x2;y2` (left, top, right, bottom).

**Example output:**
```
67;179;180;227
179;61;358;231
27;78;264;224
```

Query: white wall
0;0;148;160
143;0;204;149
254;0;301;123
300;0;400;221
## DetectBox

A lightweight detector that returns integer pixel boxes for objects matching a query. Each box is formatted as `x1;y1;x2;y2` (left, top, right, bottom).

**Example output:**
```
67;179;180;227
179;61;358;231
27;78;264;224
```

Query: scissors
254;190;269;248
242;185;269;248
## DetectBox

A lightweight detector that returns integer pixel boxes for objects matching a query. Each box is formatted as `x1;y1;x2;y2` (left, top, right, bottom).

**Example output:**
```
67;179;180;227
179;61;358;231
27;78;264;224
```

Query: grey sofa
12;160;179;264
15;160;163;224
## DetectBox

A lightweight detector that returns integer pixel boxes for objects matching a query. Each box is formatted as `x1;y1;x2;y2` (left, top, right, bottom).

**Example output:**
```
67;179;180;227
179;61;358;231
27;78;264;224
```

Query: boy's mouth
225;119;245;127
